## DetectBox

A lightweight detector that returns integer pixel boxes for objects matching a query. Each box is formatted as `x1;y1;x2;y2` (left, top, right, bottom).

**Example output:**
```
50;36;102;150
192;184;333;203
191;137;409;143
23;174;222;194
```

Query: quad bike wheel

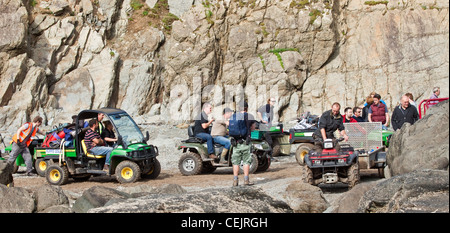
179;152;203;176
115;160;141;184
46;165;69;185
347;162;360;189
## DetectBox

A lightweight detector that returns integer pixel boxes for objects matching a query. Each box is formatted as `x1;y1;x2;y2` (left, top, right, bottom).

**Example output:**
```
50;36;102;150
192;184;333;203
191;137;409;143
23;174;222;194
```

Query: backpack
229;112;248;138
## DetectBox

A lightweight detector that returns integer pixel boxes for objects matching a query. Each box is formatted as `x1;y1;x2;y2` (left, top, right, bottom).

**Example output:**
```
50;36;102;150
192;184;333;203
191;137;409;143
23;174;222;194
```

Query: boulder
88;186;292;213
0;184;35;213
35;185;70;212
72;186;132;213
357;169;449;213
0;160;13;186
387;100;449;177
283;182;329;213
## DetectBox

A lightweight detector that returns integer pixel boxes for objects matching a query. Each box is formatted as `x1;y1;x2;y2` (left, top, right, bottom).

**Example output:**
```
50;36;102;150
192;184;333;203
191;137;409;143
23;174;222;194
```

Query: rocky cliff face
0;0;448;133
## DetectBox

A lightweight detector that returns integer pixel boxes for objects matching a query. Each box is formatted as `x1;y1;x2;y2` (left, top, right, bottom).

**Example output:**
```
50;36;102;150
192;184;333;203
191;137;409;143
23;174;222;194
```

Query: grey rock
72;186;132;213
357;169;449;213
89;186;292;213
35;185;69;212
0;184;35;213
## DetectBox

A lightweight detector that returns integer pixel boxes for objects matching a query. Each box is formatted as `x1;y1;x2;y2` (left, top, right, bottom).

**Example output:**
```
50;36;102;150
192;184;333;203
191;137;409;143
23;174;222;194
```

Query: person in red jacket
343;107;357;123
368;94;390;129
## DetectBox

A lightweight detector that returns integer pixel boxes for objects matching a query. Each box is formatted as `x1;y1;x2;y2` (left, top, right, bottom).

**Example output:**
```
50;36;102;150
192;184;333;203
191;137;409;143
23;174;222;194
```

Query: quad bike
301;138;360;189
177;125;271;176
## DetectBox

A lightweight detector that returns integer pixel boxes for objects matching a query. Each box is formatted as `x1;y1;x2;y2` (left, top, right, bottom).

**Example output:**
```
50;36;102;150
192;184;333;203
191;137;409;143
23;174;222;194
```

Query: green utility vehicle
178;125;271;175
41;108;160;185
251;123;291;157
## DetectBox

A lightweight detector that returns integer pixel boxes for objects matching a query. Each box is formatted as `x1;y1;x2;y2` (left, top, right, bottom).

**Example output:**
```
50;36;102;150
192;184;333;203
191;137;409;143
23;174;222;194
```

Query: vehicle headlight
323;139;333;149
253;144;263;150
313;160;321;165
338;158;346;163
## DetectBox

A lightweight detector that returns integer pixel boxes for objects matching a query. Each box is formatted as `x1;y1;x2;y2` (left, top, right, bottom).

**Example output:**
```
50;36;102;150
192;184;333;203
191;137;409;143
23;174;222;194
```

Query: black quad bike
177;126;271;175
300;138;360;189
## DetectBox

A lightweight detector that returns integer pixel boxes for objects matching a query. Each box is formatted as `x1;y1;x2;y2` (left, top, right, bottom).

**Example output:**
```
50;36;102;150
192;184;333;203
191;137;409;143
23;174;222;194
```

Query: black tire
178;152;203;176
347;162;360;189
295;143;314;166
201;162;217;174
35;159;48;177
46;165;69;185
141;159;161;179
256;153;271;172
301;165;314;185
239;153;258;174
115;160;141;184
271;140;281;157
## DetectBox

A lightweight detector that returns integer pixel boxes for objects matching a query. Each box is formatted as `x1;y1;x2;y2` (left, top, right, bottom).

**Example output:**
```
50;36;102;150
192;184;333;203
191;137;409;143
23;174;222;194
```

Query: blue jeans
213;136;231;149
196;133;215;155
90;146;113;165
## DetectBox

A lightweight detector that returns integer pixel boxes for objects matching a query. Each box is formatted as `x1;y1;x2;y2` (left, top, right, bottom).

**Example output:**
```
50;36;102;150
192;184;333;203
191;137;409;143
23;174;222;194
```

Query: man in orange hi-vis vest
8;116;44;176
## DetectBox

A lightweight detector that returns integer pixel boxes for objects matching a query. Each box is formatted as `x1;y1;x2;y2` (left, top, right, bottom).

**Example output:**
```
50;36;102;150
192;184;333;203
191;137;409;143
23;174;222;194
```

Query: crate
251;130;265;140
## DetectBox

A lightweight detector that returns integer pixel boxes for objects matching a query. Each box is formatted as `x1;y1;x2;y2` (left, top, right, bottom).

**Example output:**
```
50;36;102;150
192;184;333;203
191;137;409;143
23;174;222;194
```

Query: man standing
368;94;390;130
391;95;419;131
429;87;440;104
84;118;113;171
229;102;256;186
313;103;349;151
8;116;45;176
193;103;217;159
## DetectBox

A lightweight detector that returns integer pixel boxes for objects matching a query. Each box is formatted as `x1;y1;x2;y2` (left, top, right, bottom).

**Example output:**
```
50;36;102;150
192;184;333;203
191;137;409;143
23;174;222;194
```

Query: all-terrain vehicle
40;108;160;185
301;137;360;189
178;125;271;175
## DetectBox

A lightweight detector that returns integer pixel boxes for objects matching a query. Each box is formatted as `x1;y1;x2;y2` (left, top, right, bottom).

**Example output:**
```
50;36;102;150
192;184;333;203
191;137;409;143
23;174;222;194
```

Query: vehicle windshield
109;113;144;146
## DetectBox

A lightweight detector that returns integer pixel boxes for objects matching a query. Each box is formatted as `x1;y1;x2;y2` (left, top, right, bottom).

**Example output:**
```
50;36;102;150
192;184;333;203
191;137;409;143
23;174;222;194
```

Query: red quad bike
301;138;360;189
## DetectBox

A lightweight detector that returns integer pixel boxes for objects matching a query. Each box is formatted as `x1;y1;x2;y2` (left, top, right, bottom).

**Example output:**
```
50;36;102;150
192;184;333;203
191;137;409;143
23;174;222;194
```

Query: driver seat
81;140;105;159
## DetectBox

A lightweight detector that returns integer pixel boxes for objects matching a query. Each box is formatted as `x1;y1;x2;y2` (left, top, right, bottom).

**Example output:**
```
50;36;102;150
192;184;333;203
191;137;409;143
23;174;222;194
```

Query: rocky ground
10;123;383;211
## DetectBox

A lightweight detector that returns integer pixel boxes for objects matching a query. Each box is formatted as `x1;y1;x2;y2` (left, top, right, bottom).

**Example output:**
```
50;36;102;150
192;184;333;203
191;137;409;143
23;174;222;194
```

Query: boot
219;148;228;164
244;178;254;186
233;179;239;187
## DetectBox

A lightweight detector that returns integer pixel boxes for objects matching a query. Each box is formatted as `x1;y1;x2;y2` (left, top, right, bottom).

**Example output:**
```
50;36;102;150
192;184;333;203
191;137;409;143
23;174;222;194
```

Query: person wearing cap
211;107;234;164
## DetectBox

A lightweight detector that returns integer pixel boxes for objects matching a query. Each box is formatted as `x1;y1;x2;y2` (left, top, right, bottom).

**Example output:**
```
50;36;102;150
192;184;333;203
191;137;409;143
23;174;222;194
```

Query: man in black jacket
312;102;349;151
391;95;419;131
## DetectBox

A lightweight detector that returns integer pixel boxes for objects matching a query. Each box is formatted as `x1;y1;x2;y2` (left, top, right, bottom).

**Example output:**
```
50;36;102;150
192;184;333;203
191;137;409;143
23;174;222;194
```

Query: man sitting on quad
211;107;234;164
193;103;217;159
312;102;349;151
84;118;113;171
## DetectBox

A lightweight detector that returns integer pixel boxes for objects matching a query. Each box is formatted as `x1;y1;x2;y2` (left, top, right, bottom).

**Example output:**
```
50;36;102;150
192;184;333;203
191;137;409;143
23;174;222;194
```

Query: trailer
343;122;393;178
